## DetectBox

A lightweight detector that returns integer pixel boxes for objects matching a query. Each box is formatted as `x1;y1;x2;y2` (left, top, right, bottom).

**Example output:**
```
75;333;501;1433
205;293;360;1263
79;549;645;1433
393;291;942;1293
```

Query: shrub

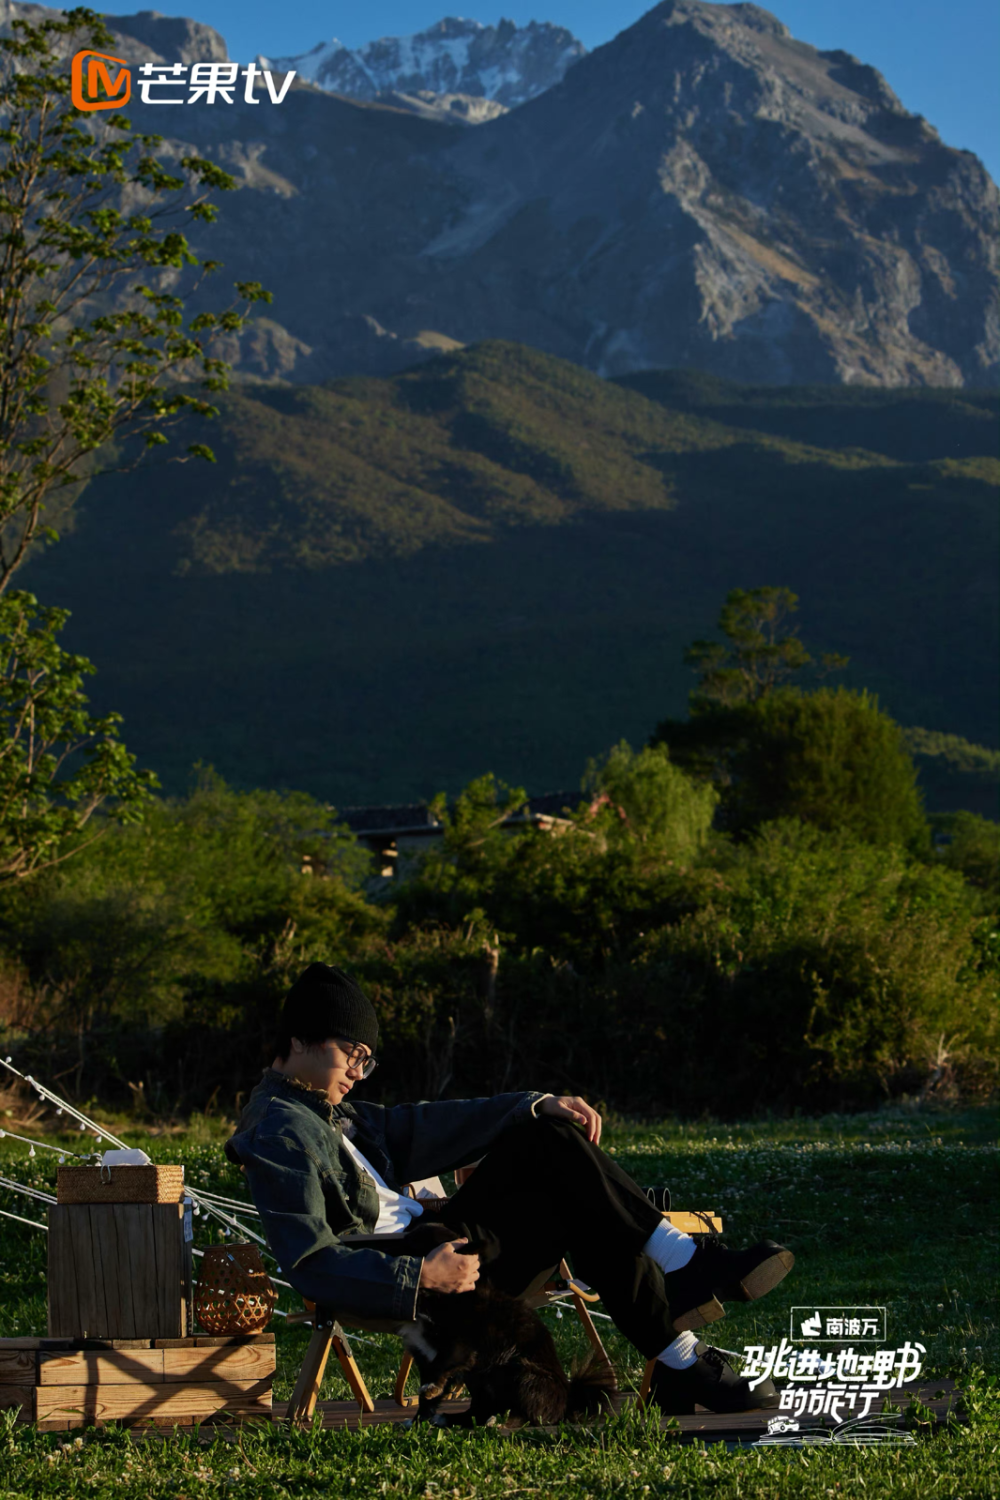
394;749;718;967
0;771;383;1100
630;820;998;1110
937;812;1000;904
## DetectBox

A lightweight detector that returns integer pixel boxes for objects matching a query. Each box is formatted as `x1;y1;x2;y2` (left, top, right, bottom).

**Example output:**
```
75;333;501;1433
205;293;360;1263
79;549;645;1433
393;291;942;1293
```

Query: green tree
653;586;849;786
583;741;718;857
0;589;154;881
650;586;929;846
0;7;271;590
725;687;928;849
683;585;847;713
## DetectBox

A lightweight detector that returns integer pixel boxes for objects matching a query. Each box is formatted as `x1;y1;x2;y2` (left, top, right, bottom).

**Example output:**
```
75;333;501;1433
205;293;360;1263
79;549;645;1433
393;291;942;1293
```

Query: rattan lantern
194;1242;277;1336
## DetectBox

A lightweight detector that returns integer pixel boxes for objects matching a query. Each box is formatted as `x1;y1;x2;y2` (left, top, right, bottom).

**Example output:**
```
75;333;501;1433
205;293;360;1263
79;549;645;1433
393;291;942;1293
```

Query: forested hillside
24;343;998;806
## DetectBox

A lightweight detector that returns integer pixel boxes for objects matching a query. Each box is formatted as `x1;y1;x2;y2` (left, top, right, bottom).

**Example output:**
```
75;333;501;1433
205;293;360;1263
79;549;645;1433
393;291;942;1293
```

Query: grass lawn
0;1102;996;1497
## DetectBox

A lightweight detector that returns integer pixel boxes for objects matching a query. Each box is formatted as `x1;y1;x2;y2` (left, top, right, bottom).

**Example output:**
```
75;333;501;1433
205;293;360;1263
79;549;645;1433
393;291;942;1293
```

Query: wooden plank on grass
0;1350;36;1384
38;1349;165;1385
36;1381;272;1428
163;1344;275;1383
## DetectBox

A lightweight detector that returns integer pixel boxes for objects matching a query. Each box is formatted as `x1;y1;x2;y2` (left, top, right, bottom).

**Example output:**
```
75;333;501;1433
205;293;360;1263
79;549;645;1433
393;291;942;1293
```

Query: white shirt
339;1130;425;1234
339;1094;555;1235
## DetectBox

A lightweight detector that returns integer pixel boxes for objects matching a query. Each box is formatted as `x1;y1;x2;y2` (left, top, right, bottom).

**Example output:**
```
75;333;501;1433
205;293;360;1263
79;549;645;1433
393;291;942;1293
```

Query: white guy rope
2;1059;285;1270
24;1079;127;1149
192;1188;261;1216
0;1059;126;1150
0;1128;90;1161
185;1189;269;1248
0;1207;47;1231
0;1175;57;1204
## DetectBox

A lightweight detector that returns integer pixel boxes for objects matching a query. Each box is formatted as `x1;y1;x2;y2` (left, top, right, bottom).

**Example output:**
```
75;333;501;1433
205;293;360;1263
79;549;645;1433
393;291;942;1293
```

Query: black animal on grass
395;1222;617;1428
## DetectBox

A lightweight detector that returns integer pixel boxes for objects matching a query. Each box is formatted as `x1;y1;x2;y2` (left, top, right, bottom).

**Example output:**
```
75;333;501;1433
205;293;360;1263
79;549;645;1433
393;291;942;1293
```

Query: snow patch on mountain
258;16;585;116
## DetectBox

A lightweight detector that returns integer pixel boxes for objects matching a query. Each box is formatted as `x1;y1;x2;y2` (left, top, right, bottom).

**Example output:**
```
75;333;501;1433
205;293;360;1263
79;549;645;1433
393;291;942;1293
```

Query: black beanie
274;962;379;1058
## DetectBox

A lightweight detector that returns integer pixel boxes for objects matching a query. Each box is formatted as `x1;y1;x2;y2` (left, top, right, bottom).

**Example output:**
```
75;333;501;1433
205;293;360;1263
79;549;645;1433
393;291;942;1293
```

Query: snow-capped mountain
258;16;585;113
7;0;994;387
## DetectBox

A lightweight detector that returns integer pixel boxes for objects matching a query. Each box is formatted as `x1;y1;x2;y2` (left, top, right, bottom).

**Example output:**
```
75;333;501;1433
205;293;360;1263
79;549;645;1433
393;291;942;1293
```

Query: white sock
658;1331;700;1369
642;1217;696;1276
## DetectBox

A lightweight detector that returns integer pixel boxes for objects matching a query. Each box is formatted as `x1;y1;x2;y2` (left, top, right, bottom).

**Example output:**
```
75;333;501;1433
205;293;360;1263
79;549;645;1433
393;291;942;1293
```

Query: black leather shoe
649;1343;780;1415
662;1238;794;1332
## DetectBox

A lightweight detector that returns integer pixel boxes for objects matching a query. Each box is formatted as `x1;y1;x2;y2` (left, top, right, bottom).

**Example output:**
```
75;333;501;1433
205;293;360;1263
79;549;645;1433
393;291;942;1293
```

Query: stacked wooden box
0;1334;275;1430
49;1164;192;1341
10;1162;277;1429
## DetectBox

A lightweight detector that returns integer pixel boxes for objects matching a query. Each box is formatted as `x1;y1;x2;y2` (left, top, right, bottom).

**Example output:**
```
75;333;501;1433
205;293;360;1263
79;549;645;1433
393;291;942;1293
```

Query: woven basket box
56;1165;184;1204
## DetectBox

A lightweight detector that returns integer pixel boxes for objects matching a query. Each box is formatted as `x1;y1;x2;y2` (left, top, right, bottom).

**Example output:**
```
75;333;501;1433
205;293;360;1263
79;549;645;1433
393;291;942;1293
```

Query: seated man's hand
419;1239;480;1295
537;1094;602;1145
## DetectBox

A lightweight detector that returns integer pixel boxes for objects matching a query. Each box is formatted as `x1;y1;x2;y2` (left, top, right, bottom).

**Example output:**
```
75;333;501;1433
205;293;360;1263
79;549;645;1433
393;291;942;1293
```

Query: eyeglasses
334;1038;378;1079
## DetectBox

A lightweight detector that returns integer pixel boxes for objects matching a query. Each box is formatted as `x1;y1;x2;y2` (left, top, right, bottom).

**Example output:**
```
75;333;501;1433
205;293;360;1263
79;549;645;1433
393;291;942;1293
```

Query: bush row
0;736;995;1117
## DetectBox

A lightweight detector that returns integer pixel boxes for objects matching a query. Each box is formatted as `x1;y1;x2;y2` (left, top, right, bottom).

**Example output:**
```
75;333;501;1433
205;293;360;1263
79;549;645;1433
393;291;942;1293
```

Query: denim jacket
224;1070;547;1325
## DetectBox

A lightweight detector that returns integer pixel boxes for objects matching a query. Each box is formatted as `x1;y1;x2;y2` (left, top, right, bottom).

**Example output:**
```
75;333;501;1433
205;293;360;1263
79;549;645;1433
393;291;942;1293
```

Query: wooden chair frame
284;1210;722;1424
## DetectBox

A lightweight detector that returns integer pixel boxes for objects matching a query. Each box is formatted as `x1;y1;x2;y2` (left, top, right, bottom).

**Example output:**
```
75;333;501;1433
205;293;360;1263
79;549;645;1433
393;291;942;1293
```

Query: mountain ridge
3;0;997;387
257;16;586;124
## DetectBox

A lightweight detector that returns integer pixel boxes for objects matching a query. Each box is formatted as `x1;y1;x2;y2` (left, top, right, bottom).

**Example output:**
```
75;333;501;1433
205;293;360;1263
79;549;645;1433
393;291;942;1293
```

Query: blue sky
96;0;999;182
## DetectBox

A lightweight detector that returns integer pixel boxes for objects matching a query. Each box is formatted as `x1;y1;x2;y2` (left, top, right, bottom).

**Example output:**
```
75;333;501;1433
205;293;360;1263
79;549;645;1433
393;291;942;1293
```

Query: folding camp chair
283;1165;722;1424
284;1252;609;1422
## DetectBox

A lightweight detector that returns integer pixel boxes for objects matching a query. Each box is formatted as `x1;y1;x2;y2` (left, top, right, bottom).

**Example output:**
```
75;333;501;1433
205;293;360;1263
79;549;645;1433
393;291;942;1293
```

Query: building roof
339;803;442;835
339;792;578;839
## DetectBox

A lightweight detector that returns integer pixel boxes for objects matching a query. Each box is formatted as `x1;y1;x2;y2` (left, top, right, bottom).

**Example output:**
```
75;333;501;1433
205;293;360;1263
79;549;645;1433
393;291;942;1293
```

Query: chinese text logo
71;57;296;111
743;1339;926;1424
794;1306;886;1342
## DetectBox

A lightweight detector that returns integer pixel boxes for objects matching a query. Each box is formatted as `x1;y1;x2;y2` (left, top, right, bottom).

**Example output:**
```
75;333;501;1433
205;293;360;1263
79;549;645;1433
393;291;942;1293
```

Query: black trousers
436;1116;674;1360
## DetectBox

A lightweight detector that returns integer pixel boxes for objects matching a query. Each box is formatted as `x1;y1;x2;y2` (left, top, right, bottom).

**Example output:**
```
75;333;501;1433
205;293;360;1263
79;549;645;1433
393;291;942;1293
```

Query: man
226;962;793;1415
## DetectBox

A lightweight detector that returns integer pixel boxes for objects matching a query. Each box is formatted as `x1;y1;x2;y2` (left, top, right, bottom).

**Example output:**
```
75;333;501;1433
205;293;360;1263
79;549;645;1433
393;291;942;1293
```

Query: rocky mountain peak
1;0;995;389
0;1;229;65
647;0;791;38
257;15;585;115
108;9;228;64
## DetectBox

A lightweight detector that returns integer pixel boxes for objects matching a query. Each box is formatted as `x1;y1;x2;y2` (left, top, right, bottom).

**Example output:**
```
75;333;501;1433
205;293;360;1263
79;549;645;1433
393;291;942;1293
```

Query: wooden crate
35;1380;272;1430
48;1203;192;1341
0;1335;275;1430
57;1165;184;1204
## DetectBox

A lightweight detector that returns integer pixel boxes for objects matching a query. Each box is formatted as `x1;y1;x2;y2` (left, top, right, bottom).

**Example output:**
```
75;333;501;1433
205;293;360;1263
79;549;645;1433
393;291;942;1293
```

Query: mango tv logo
71;53;296;109
71;50;130;111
